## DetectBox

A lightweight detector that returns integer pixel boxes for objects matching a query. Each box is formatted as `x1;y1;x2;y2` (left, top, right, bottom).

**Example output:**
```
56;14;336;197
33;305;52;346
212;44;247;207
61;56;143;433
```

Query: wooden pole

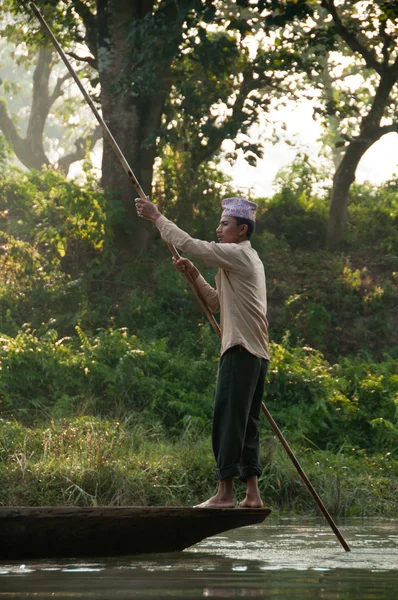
260;404;351;551
29;0;350;552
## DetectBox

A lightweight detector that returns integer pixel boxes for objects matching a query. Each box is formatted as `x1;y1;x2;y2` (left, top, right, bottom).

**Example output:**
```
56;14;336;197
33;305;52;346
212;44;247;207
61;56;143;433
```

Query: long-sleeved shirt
156;215;269;360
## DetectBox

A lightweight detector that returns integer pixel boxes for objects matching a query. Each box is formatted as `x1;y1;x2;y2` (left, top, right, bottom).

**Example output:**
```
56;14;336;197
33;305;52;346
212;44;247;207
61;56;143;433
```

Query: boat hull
0;506;271;560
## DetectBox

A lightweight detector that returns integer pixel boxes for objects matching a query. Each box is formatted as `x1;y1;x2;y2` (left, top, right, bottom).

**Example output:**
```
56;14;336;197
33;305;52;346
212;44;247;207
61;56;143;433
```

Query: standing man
135;195;269;508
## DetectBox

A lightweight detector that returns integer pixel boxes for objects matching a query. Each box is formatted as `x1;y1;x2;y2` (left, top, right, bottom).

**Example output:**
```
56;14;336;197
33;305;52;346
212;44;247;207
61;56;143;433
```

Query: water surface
0;518;397;599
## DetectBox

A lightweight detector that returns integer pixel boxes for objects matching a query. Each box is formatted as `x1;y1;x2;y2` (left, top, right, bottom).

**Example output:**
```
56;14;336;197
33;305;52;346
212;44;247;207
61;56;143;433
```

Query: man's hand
135;196;161;222
172;257;200;280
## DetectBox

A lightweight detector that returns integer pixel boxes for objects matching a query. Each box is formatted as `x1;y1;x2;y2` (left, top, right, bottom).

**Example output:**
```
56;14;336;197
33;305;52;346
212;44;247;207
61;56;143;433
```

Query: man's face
216;216;247;244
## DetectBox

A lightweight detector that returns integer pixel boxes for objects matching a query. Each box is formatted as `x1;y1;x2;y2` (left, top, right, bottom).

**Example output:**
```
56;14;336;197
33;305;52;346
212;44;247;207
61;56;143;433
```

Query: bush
1;327;396;454
264;339;398;454
345;180;398;254
255;154;329;250
0;168;107;336
0;327;217;431
258;187;328;250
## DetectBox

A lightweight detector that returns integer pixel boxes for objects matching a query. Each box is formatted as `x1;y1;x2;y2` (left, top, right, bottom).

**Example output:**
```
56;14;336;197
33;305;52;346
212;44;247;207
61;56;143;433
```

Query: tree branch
67;51;97;69
321;0;382;74
26;46;53;144
380;24;393;67
195;65;262;165
72;0;98;61
360;68;398;131
0;99;24;156
378;123;398;136
50;72;72;104
57;126;102;174
0;98;49;170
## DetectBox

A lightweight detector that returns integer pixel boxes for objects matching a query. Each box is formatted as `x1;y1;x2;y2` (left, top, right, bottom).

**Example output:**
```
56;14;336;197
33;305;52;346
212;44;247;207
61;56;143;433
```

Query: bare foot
238;496;263;509
239;475;263;508
194;495;235;508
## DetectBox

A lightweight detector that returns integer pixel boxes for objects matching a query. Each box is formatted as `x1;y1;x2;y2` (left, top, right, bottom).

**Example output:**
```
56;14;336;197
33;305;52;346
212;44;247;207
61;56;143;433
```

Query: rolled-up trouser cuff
216;464;241;480
239;465;262;483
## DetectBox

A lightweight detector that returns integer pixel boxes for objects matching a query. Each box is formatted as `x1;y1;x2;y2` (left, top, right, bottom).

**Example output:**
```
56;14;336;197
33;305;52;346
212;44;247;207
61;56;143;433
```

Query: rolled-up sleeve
156;215;244;271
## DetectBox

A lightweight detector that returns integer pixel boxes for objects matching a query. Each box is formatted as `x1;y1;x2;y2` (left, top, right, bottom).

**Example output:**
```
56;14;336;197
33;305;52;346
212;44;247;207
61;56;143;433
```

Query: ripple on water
0;519;397;600
188;519;398;572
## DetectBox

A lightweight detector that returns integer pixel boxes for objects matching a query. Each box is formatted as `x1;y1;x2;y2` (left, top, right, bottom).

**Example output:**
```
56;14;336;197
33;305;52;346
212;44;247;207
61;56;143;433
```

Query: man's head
216;198;257;243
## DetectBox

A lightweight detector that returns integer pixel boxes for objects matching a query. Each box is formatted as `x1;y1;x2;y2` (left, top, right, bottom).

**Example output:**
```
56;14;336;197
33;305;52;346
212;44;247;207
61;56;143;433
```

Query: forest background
0;0;397;516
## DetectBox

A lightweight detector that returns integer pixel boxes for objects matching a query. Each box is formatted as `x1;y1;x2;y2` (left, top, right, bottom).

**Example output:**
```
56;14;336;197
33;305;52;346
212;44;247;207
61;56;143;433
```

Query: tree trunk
326;70;398;247
326;143;364;247
0;47;52;170
96;0;176;254
326;129;386;247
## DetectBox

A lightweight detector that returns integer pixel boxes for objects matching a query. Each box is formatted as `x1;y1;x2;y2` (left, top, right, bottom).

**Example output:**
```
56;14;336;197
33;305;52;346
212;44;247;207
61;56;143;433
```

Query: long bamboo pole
28;1;350;551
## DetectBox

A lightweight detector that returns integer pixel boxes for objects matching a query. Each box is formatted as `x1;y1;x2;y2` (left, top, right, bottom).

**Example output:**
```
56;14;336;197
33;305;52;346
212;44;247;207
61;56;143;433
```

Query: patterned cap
221;197;257;222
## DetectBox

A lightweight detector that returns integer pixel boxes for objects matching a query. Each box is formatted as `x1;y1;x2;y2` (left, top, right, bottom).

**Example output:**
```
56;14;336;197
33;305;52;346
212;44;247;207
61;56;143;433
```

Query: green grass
1;417;396;517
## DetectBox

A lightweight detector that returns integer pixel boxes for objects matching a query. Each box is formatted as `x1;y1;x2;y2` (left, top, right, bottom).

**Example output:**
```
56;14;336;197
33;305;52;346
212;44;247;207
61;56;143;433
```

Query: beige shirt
156;215;269;360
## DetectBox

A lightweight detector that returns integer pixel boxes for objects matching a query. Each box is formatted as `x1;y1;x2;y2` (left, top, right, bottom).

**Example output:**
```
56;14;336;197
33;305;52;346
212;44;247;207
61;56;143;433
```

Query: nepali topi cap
221;197;258;223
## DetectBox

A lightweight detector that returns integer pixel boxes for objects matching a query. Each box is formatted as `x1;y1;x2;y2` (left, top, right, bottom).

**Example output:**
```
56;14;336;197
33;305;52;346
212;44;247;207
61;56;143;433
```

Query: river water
0;518;397;599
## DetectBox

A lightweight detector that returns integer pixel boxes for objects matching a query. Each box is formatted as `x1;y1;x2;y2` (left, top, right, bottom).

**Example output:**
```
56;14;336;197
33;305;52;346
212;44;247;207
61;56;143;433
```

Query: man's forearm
190;264;200;280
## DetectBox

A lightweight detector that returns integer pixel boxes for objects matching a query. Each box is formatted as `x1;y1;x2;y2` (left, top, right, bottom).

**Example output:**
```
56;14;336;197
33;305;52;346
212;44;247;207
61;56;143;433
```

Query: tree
0;43;102;173
1;0;292;252
263;0;398;246
156;28;270;229
0;12;102;175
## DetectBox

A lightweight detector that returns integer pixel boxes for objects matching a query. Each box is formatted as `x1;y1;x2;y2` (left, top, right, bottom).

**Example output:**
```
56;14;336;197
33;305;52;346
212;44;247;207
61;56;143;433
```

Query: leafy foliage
0;326;396;455
0;165;397;514
263;0;398;153
0;327;217;431
345;180;398;254
265;339;398;453
0;168;107;335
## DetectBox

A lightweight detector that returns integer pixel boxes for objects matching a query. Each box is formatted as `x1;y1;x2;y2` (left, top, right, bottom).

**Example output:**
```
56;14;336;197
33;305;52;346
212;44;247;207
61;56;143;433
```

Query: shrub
0;327;216;431
345;180;398;254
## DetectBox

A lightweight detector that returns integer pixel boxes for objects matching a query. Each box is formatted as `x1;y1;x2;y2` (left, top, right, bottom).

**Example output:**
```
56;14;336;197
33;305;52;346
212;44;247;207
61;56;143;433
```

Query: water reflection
0;519;397;599
203;589;267;597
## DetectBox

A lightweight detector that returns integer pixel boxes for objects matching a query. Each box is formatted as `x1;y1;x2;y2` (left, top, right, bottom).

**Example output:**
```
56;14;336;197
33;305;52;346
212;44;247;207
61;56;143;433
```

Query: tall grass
1;417;396;516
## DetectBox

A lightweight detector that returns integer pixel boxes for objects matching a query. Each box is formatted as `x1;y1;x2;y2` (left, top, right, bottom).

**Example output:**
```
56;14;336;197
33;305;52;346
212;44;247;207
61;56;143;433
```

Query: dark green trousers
212;345;269;481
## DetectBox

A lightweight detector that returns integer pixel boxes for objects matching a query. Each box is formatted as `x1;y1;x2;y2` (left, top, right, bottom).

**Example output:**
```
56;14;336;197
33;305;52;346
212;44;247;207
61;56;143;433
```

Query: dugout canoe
0;506;271;560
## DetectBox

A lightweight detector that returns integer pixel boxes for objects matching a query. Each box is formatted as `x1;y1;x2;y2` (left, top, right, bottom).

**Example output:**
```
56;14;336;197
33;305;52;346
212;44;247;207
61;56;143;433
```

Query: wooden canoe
0;506;271;560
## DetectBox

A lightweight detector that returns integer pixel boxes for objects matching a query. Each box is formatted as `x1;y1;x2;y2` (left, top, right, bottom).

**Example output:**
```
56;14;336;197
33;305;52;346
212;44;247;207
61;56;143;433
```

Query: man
135;195;269;508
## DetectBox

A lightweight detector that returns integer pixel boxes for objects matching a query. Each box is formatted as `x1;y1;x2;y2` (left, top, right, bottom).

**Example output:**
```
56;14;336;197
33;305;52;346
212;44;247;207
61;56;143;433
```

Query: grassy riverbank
1;417;397;517
0;167;397;516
